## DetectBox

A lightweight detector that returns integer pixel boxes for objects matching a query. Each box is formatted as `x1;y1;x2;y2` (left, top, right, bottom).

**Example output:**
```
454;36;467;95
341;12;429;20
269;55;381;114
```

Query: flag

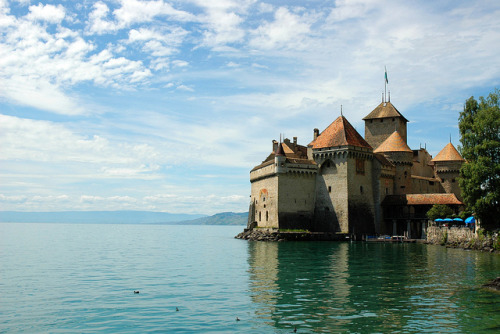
385;67;388;84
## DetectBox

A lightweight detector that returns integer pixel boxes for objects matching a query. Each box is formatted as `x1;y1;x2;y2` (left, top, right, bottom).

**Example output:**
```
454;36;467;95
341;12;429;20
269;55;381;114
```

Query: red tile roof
382;193;463;206
308;116;372;149
373;131;412;153
362;101;409;122
431;142;465;162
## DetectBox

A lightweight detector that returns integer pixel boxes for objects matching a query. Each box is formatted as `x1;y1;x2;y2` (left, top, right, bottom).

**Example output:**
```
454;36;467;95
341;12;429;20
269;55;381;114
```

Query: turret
431;142;465;200
363;101;408;150
374;131;413;194
274;142;286;174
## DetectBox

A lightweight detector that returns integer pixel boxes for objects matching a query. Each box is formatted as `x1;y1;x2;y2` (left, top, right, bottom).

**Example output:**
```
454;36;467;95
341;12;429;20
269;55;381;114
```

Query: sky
1;0;499;215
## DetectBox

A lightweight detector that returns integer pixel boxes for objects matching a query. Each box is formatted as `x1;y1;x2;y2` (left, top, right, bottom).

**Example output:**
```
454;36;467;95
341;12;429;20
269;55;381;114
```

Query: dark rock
483;277;500;291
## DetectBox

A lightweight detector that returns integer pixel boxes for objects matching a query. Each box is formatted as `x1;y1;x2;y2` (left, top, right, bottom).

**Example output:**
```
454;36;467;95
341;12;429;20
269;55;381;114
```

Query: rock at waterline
483;277;500;291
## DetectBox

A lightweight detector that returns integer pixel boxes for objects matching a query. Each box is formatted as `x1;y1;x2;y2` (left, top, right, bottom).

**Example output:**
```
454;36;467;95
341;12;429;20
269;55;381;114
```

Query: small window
266;211;268;221
385;188;389;194
263;204;266;208
370;120;373;123
259;212;261;221
360;186;363;194
356;159;365;175
392;118;395;122
380;119;384;123
328;186;332;193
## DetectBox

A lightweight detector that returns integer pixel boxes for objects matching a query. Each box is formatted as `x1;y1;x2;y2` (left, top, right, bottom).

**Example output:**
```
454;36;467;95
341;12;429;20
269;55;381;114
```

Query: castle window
266;211;268;221
381;119;384;123
259;212;261;221
356;159;365;175
360;186;364;194
264;204;266;208
328;186;332;193
392;118;395;122
386;188;389;194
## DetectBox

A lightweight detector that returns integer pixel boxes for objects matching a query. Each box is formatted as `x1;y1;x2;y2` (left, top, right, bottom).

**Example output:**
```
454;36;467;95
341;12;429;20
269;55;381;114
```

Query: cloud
27;3;66;23
250;7;313;50
87;0;195;35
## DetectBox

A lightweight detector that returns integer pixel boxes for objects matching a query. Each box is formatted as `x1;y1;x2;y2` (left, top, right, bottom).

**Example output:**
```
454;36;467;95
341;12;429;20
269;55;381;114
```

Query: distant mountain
171;212;247;226
0;211;206;224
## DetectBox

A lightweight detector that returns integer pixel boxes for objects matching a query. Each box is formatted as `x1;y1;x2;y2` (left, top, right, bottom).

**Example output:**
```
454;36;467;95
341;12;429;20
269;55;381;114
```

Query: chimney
313;128;319;140
293;137;297;146
272;140;278;152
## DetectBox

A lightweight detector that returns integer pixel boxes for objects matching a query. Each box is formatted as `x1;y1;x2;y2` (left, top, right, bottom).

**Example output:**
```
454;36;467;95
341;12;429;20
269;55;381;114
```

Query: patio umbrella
465;216;475;224
453;218;464;222
435;218;444;222
443;218;453;222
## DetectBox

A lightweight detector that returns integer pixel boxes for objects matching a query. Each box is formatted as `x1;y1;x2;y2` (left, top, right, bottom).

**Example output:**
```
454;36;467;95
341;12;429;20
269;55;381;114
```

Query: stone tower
363;101;408;150
374;131;413;195
431;142;465;200
308;115;376;234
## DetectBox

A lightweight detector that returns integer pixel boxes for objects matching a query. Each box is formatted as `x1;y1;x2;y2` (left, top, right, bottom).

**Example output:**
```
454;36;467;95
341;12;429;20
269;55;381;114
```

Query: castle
247;97;465;238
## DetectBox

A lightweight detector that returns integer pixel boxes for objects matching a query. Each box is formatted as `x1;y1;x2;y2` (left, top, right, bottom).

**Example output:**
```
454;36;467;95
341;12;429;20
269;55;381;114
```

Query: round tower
374;131;413;195
431;142;465;200
274;142;286;174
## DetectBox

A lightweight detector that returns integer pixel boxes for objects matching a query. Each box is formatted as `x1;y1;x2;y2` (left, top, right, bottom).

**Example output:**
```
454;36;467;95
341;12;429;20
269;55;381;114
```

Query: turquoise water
1;223;499;333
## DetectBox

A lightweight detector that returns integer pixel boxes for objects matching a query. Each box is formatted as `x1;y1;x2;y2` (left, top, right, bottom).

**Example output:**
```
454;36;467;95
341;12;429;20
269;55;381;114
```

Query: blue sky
1;0;499;214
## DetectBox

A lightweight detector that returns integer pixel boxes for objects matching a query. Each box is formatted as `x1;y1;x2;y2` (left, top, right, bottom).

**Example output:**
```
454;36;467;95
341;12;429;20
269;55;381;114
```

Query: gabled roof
382;193;463;206
431;142;465;162
251;140;314;171
373;131;412;153
308;116;372;149
362;101;409;122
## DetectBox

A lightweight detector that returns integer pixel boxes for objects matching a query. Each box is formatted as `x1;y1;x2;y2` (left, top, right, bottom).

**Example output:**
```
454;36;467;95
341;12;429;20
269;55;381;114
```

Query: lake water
1;223;499;333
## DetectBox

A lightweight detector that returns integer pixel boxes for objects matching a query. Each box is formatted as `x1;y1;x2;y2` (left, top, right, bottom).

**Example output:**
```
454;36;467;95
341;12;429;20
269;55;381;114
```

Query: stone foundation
426;226;500;252
235;228;348;241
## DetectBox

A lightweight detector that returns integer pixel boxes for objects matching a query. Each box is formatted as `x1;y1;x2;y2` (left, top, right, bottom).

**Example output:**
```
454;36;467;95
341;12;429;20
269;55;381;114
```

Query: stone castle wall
314;156;348;232
426;226;499;251
347;155;376;234
277;172;316;229
250;171;278;228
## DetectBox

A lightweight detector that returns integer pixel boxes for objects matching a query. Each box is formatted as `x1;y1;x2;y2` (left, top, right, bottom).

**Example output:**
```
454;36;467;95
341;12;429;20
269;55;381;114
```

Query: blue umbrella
465;216;475;224
443;218;454;223
453;218;464;222
435;218;444;222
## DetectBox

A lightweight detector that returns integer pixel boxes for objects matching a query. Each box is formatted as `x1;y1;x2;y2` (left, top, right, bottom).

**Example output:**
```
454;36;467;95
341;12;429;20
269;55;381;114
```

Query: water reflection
247;241;500;333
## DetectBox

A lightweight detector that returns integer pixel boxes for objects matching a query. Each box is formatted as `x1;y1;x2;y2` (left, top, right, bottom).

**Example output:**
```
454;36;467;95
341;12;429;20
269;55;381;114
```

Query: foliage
458;89;500;230
426;204;453;220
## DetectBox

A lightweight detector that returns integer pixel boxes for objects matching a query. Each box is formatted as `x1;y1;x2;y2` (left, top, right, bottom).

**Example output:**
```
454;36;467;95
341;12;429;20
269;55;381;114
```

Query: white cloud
87;0;195;35
26;3;65;23
250;7;313;50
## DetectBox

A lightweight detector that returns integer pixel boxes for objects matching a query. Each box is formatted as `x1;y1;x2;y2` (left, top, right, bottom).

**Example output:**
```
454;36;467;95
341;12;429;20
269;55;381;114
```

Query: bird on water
133;290;140;294
176;307;179;312
236;317;240;321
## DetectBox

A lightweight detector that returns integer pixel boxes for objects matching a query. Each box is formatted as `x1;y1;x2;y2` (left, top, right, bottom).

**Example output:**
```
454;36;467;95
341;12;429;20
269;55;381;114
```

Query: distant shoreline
0;210;247;226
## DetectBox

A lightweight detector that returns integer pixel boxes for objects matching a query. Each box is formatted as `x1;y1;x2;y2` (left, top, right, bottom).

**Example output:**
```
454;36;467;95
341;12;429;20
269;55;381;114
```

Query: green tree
458;88;500;230
426;204;453;221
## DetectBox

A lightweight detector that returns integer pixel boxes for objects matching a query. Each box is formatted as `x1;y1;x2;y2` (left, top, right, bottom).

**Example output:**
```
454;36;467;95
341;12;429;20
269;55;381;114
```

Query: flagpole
384;66;387;103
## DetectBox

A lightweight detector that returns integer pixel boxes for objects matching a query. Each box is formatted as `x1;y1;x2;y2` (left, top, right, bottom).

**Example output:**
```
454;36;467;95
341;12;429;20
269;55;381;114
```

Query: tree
426;204;453;221
458;89;500;230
